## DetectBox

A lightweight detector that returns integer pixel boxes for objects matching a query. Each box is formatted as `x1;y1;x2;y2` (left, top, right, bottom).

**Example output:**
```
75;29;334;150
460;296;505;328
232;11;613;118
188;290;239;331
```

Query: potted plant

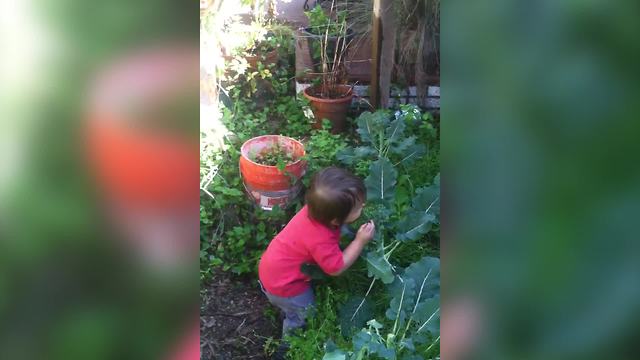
295;3;354;81
299;3;354;133
242;30;280;69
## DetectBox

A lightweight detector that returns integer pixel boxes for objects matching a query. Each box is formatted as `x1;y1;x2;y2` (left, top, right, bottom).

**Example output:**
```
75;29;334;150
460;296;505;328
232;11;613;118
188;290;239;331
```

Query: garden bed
200;272;280;359
201;14;440;360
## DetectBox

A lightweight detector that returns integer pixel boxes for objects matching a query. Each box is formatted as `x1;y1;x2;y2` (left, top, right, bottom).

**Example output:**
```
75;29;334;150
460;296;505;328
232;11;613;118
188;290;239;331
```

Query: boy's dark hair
305;167;366;228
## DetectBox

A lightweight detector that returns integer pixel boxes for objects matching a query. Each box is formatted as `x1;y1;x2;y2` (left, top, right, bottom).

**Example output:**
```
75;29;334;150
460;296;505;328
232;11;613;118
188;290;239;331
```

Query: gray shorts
260;281;315;335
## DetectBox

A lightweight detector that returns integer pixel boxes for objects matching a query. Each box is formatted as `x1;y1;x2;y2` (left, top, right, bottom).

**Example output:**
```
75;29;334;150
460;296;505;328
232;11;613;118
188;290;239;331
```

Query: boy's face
344;200;365;224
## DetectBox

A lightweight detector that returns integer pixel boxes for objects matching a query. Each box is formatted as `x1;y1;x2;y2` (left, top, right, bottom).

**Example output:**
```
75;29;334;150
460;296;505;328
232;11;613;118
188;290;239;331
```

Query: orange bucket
239;135;307;210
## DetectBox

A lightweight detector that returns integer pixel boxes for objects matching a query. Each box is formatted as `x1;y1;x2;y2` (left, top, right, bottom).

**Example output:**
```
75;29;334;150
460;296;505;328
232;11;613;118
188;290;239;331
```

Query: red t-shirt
259;205;344;297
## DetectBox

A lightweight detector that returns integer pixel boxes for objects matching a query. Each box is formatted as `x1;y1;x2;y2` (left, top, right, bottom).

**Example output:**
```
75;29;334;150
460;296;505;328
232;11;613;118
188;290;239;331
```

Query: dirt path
200;271;281;359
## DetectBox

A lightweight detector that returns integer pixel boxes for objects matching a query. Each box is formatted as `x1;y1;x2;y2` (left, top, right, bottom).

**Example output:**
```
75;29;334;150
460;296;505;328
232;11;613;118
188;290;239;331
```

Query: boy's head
305;167;366;228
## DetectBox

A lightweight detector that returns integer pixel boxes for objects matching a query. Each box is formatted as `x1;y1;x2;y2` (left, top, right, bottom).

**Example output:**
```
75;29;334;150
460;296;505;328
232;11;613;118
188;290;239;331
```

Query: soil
252;145;297;166
200;271;281;359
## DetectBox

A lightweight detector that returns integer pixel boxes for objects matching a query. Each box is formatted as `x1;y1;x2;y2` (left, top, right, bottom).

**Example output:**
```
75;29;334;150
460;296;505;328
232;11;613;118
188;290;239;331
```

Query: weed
263;306;279;327
285;286;351;359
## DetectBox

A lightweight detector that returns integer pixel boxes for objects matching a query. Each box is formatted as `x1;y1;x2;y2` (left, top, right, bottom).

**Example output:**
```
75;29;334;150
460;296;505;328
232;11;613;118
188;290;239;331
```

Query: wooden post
379;0;396;109
370;0;382;109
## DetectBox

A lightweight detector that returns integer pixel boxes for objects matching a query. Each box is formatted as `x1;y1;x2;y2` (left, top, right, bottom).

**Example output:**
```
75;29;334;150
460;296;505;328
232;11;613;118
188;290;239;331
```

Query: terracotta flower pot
245;48;279;69
302;85;354;134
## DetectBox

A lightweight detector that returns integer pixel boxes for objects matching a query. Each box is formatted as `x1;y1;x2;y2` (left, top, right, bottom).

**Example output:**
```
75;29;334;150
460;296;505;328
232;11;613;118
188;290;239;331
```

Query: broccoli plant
326;108;440;359
325;257;440;360
337;109;439;286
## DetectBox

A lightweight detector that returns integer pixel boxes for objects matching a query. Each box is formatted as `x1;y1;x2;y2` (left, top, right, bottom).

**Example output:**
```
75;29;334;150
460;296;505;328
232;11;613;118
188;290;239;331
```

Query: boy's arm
329;237;368;276
329;221;375;276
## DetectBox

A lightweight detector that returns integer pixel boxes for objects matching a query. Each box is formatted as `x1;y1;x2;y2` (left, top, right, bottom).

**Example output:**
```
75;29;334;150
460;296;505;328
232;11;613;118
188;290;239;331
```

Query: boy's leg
264;287;315;335
281;288;314;334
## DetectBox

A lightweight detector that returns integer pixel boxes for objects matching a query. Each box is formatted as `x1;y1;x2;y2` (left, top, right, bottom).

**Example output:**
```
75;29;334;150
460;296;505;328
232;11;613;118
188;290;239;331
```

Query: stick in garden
350;278;377;321
330;1;341;96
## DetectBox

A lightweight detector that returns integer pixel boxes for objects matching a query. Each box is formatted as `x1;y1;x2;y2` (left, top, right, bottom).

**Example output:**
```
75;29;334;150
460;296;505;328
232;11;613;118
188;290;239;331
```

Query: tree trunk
370;0;382;108
415;23;428;107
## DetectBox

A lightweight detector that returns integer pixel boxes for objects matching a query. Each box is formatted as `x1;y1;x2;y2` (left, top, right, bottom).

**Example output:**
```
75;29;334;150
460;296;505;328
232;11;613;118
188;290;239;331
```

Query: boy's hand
355;220;375;243
334;221;376;276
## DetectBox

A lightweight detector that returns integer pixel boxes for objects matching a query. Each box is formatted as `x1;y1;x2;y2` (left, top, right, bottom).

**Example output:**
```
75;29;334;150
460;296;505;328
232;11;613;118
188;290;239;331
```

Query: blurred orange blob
87;116;197;209
85;45;199;209
84;45;200;271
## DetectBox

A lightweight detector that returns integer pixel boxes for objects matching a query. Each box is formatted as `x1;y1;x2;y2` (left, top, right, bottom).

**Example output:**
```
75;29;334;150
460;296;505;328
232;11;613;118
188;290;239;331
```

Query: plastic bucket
239;135;307;210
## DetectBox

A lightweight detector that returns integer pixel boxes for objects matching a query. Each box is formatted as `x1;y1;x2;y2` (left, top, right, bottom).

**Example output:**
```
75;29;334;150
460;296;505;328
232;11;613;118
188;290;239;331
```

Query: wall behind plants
272;0;309;26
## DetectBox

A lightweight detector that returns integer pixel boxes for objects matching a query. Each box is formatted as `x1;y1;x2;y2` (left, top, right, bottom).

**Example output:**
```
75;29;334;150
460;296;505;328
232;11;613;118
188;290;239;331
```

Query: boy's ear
330;219;340;227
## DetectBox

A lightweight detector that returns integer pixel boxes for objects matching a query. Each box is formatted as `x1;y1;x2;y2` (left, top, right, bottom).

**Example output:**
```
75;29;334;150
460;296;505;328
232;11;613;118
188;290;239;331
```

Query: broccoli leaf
365;157;397;205
365;251;395;284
